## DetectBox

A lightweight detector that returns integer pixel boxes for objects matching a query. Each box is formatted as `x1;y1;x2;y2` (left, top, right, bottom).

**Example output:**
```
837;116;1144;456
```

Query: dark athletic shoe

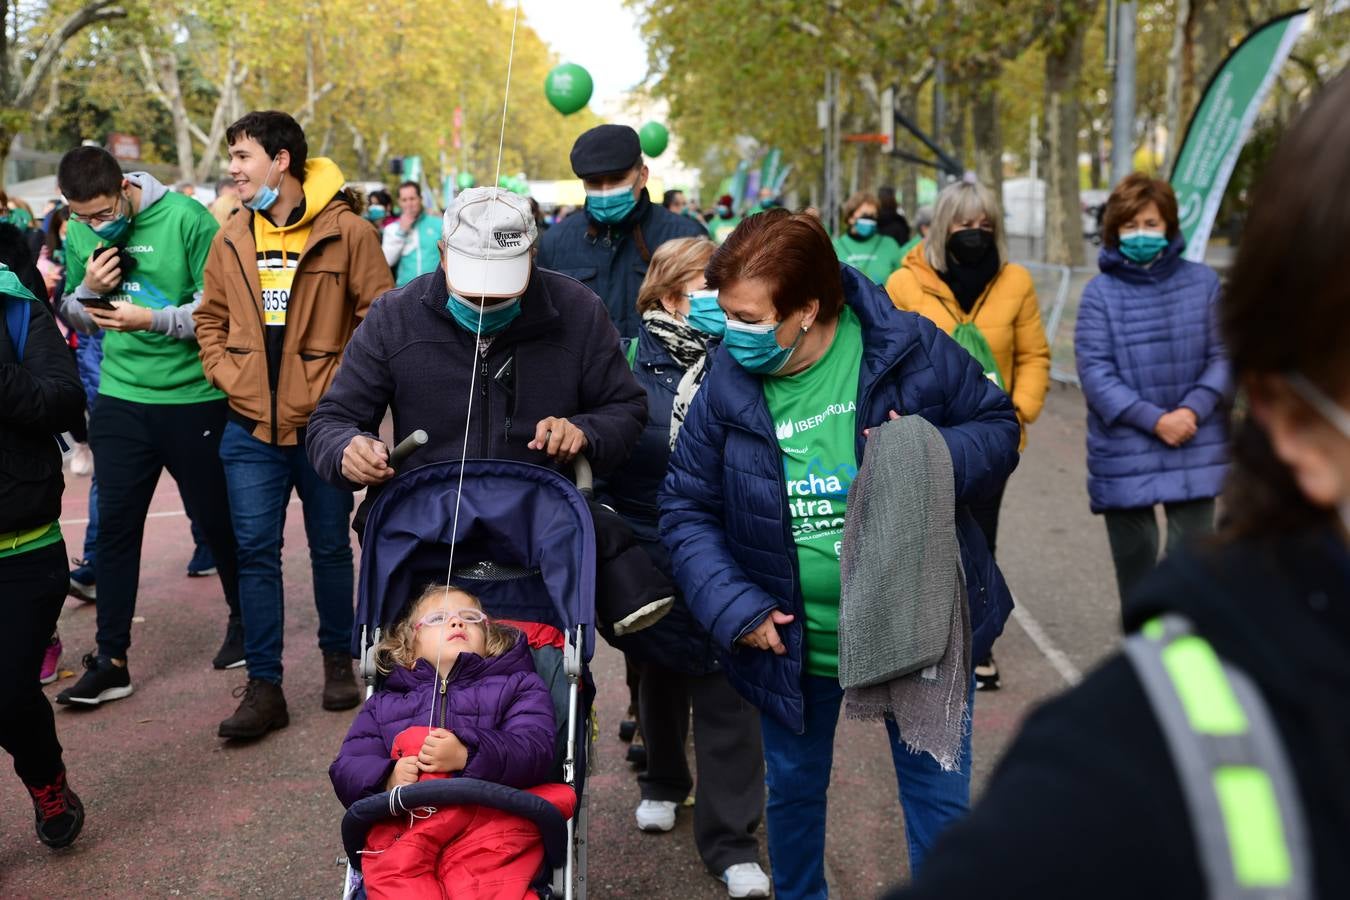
974;655;1001;691
322;652;361;711
55;654;133;706
212;617;246;670
218;679;289;740
186;542;217;577
68;559;96;603
25;769;84;849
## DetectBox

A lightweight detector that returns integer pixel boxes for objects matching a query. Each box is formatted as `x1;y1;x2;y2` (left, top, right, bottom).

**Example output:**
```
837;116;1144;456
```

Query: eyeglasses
415;608;486;629
69;197;125;225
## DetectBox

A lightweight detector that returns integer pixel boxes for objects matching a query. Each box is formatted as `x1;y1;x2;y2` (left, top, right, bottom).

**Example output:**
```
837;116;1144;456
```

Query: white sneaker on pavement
722;862;771;898
634;799;677;832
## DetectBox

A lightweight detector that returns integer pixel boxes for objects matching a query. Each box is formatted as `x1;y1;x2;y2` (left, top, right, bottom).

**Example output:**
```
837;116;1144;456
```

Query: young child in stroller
330;585;576;899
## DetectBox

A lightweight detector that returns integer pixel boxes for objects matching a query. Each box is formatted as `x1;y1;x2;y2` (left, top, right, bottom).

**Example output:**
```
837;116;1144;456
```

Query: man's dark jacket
306;265;647;493
537;189;706;338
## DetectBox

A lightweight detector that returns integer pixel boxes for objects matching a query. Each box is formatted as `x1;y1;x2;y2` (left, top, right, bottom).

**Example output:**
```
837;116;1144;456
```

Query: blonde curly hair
374;585;518;675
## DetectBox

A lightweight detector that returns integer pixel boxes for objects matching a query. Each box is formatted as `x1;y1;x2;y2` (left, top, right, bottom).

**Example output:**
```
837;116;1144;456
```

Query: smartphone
78;294;117;311
91;244;136;274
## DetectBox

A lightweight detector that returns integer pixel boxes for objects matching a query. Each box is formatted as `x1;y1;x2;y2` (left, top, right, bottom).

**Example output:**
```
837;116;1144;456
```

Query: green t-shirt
832;233;905;286
65;192;222;405
0;520;62;560
762;306;863;677
708;216;741;246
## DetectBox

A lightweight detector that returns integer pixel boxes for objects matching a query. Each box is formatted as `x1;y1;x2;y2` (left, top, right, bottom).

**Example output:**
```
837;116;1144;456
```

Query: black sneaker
24;769;84;849
974;654;1001;691
68;558;96;603
55;654;133;706
212;617;246;670
186;543;217;578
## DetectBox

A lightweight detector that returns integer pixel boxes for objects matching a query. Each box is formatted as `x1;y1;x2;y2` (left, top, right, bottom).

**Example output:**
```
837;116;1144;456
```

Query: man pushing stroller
307;187;672;635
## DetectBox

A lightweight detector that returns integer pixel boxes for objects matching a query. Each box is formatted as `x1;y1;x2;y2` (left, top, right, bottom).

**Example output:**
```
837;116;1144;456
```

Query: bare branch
14;1;126;108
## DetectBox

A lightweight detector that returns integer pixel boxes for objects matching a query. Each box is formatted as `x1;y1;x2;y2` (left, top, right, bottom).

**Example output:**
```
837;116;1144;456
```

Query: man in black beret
538;124;706;338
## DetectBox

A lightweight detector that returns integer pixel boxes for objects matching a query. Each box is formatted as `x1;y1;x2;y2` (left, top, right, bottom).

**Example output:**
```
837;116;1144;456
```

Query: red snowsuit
362;726;576;900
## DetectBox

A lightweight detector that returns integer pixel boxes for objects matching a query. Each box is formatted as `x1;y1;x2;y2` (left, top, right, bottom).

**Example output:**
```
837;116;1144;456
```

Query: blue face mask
685;290;725;337
723;317;804;375
852;217;877;238
1119;230;1169;264
366;205;387;222
90;194;132;242
586;181;638;224
446;291;522;335
245;158;282;212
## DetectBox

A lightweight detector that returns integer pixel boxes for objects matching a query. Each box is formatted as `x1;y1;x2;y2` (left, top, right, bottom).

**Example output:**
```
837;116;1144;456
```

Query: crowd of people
1;69;1347;900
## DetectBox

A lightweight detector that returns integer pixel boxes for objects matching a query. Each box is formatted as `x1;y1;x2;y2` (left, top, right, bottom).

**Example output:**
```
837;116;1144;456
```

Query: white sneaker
722;862;771;898
634;799;677;832
70;444;93;476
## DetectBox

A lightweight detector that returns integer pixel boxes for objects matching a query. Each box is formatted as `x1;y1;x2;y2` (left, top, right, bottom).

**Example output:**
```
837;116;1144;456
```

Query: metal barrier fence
1014;260;1099;387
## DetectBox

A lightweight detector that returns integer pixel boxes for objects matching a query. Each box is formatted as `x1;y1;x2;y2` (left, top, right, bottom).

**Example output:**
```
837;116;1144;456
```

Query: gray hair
913;205;934;230
924;180;1007;273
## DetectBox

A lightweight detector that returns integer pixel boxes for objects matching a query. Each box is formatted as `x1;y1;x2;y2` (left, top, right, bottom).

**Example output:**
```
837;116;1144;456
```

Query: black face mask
947;228;994;267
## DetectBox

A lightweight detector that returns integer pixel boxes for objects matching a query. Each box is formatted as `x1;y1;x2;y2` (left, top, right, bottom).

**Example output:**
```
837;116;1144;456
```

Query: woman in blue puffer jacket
658;209;1019;899
1074;173;1229;604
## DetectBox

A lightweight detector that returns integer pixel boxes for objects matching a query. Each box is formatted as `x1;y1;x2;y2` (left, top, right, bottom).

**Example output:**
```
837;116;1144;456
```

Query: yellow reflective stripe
1214;766;1294;887
1160;636;1249;735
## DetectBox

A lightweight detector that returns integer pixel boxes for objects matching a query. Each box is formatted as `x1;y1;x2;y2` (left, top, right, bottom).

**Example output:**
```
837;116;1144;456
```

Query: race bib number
258;268;294;327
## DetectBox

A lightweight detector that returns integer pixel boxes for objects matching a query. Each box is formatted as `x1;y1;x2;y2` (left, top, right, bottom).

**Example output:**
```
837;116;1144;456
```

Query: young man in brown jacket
195;111;394;740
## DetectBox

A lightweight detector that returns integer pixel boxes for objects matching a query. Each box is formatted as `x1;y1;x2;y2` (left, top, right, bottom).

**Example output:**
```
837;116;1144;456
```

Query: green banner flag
1170;9;1309;262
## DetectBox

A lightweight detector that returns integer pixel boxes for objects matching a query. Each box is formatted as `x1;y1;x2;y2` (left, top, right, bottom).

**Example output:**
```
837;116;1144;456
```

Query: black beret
569;124;642;179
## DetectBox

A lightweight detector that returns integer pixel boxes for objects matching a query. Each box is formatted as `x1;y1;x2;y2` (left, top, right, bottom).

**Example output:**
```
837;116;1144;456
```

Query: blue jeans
760;674;975;899
219;421;354;684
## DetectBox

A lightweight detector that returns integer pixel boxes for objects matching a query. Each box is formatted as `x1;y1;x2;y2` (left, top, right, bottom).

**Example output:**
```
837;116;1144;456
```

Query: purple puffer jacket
328;632;556;809
1074;238;1230;513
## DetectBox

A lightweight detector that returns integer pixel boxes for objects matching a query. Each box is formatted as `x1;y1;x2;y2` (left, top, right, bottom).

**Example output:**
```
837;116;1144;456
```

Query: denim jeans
759;674;975;899
219;421;354;684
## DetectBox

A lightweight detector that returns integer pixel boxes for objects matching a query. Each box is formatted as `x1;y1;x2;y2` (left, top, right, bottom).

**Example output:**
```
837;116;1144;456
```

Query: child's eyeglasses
415;608;486;629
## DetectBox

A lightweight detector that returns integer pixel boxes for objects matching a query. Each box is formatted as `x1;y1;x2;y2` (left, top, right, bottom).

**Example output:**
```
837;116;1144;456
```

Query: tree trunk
1086;111;1105;189
970;82;1002;201
1044;21;1090;266
897;90;919;216
1162;0;1192;173
0;127;12;192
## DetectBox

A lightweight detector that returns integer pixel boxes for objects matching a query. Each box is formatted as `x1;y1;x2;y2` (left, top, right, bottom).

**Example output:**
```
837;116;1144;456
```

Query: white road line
60;497;302;527
1010;601;1083;687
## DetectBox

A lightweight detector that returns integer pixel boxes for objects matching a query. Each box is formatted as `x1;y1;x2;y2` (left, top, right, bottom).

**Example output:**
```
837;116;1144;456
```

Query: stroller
339;455;597;900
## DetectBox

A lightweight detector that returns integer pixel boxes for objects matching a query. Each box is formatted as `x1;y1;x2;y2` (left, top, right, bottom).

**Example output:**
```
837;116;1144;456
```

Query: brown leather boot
322;651;361;711
218;679;289;740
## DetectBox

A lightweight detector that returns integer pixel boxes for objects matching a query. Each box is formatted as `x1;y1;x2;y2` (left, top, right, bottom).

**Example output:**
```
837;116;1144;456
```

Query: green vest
1126;614;1310;899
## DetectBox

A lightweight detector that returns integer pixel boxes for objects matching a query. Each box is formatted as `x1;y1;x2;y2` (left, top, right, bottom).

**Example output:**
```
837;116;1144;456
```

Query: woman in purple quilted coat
1074;173;1229;603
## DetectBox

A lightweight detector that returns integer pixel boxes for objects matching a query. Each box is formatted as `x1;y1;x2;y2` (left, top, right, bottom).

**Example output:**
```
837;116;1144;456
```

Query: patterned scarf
642;309;711;450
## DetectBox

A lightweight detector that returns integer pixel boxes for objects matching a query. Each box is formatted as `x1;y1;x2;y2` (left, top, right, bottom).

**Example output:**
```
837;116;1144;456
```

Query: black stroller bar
341;778;569;874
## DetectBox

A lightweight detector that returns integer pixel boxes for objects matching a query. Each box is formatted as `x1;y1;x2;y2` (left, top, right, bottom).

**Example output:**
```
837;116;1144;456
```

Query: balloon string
428;0;522;732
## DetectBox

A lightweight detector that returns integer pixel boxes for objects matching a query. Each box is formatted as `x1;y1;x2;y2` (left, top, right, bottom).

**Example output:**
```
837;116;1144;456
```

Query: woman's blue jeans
759;673;975;899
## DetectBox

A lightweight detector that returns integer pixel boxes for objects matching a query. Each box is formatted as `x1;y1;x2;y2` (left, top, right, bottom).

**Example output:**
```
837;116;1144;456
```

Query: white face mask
1287;373;1350;535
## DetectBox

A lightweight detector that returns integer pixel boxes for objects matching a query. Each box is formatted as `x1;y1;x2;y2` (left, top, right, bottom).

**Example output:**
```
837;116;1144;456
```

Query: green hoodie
65;176;222;404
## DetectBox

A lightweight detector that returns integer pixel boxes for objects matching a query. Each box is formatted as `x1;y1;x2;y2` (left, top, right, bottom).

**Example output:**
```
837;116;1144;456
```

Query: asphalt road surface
2;384;1129;898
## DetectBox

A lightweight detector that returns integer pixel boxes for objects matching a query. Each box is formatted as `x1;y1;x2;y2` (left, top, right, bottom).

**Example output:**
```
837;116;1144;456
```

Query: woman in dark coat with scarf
1074;174;1229;602
659;210;1019;899
598;236;771;898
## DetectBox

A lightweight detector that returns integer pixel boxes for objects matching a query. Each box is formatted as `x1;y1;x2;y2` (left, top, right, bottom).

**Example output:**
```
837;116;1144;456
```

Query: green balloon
455;172;475;190
544;63;593;116
639;121;669;158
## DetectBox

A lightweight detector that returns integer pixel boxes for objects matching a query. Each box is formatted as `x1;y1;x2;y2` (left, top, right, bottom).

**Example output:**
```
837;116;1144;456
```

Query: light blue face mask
685;289;725;337
852;217;877;238
245;158;282;212
585;181;638;224
1119;230;1169;264
723;317;804;375
366;205;387;222
446;291;522;335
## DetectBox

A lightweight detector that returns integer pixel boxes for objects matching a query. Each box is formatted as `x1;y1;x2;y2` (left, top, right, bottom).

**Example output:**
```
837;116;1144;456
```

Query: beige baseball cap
442;187;538;298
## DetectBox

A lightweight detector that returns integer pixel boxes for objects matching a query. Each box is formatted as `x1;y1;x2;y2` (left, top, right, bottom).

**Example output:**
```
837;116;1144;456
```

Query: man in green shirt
54;147;242;709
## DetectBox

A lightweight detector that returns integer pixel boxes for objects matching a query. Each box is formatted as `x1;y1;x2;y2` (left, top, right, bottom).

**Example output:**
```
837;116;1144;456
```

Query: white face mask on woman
1286;373;1350;535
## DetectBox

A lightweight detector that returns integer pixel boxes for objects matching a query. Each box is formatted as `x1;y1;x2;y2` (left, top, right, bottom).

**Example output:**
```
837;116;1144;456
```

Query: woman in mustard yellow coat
886;178;1050;690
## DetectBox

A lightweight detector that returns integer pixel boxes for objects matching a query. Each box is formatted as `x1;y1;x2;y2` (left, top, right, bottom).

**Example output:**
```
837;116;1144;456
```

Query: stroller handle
573;455;593;498
389;429;429;469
